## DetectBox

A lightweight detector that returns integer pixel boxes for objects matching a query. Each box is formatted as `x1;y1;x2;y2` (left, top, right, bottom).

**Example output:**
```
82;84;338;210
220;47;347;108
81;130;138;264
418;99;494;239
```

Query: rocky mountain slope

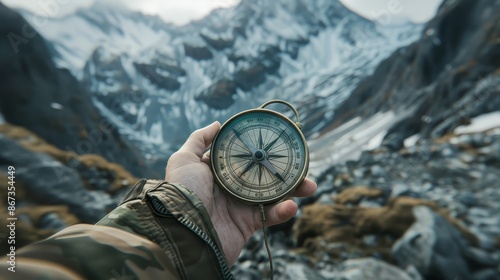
332;0;500;147
0;3;149;178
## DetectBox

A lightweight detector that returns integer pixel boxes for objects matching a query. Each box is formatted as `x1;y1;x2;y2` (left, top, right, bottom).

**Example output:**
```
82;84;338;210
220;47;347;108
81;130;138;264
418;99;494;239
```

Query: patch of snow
455;111;500;134
404;134;420;147
51;102;63;110
308;109;416;179
366;130;387;150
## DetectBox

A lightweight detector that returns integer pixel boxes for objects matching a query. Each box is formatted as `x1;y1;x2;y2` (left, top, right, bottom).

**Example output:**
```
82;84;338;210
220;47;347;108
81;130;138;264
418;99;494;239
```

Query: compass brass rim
210;107;309;205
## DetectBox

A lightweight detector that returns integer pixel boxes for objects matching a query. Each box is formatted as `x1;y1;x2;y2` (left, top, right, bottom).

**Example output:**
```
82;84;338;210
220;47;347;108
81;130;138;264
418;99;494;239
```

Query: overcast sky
2;0;442;26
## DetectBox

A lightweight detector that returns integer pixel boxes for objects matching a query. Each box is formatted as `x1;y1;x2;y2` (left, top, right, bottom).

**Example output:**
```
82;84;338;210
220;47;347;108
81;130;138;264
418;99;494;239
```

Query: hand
166;121;317;265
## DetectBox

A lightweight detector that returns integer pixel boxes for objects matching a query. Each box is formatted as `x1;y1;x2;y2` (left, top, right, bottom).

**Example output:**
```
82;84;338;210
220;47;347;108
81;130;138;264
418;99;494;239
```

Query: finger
179;121;221;158
290;178;317;198
259;200;298;228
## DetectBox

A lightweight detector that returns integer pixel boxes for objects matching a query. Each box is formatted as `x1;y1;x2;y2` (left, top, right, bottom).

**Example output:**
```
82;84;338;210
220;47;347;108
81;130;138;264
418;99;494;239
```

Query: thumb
179;121;221;157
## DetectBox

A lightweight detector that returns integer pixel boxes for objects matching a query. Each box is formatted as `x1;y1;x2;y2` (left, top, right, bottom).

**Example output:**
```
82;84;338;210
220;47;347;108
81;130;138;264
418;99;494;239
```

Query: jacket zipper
178;216;233;280
150;196;233;279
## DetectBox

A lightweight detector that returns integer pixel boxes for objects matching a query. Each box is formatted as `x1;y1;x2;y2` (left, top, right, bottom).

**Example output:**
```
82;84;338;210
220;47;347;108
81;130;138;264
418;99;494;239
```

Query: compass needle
268;154;287;159
232;128;257;153
263;130;285;153
231;153;252;159
260;159;285;183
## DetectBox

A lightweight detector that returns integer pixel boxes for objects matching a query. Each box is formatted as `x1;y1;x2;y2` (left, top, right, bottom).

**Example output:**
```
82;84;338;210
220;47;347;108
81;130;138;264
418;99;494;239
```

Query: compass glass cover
211;110;308;204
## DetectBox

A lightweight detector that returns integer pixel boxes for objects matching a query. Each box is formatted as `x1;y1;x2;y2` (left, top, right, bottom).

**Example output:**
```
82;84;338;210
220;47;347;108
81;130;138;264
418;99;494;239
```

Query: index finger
179;121;221;158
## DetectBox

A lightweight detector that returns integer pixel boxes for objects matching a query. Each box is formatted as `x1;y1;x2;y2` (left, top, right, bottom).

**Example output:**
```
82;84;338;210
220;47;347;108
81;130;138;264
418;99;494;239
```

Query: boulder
280;263;325;280
195;79;237;110
200;33;234;50
332;258;418;280
183;43;213;60
133;63;181;91
0;135;109;222
391;206;471;279
234;63;267;91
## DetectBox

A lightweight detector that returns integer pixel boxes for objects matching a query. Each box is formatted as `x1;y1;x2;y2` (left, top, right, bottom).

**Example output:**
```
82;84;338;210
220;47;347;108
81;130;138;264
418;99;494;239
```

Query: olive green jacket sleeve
0;179;233;280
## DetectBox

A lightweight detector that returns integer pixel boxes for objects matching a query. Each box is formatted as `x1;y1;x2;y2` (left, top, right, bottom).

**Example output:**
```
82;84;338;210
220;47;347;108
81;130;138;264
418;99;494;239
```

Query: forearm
0;179;232;280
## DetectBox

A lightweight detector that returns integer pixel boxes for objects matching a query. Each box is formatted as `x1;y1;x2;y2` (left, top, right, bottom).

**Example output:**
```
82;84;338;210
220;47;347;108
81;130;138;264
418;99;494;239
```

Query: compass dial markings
263;125;272;147
270;146;289;154
269;158;288;166
267;139;287;153
232;139;251;153
212;110;308;203
235;161;253;176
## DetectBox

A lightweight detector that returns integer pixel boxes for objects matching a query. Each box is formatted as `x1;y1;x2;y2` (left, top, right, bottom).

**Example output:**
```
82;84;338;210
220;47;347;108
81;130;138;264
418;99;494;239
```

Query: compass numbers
212;110;308;204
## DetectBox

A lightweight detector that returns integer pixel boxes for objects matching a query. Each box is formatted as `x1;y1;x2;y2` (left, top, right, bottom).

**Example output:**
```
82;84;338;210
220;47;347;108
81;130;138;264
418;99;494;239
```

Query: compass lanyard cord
259;204;274;280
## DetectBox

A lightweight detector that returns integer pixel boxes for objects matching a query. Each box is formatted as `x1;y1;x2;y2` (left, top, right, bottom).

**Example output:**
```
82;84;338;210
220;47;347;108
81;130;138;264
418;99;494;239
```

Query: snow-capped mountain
20;0;421;171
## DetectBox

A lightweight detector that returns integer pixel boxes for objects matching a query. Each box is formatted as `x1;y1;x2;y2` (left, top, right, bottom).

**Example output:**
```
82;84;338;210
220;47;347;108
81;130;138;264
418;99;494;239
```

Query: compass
211;100;309;205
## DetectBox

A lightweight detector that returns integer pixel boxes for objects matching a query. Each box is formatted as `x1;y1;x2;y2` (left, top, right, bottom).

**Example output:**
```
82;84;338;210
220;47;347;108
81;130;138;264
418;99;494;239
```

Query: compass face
211;109;309;205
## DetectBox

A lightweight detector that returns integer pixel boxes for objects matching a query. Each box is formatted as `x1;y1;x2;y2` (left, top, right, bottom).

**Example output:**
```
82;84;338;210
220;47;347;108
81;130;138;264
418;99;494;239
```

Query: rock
362;235;378;247
0;136;108;222
281;263;325;280
472;269;500;280
18;205;79;231
333;258;416;280
382;133;406;151
0;124;137;193
405;265;423;280
390;183;423;198
370;165;386;177
352;168;366;179
257;45;281;74
231;260;260;280
391;206;471;280
38;213;68;230
183;43;213;60
358;151;375;167
200;32;234;50
317;193;334;205
234;63;267;91
195;79;237;110
465;247;499;268
133;63;181;91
